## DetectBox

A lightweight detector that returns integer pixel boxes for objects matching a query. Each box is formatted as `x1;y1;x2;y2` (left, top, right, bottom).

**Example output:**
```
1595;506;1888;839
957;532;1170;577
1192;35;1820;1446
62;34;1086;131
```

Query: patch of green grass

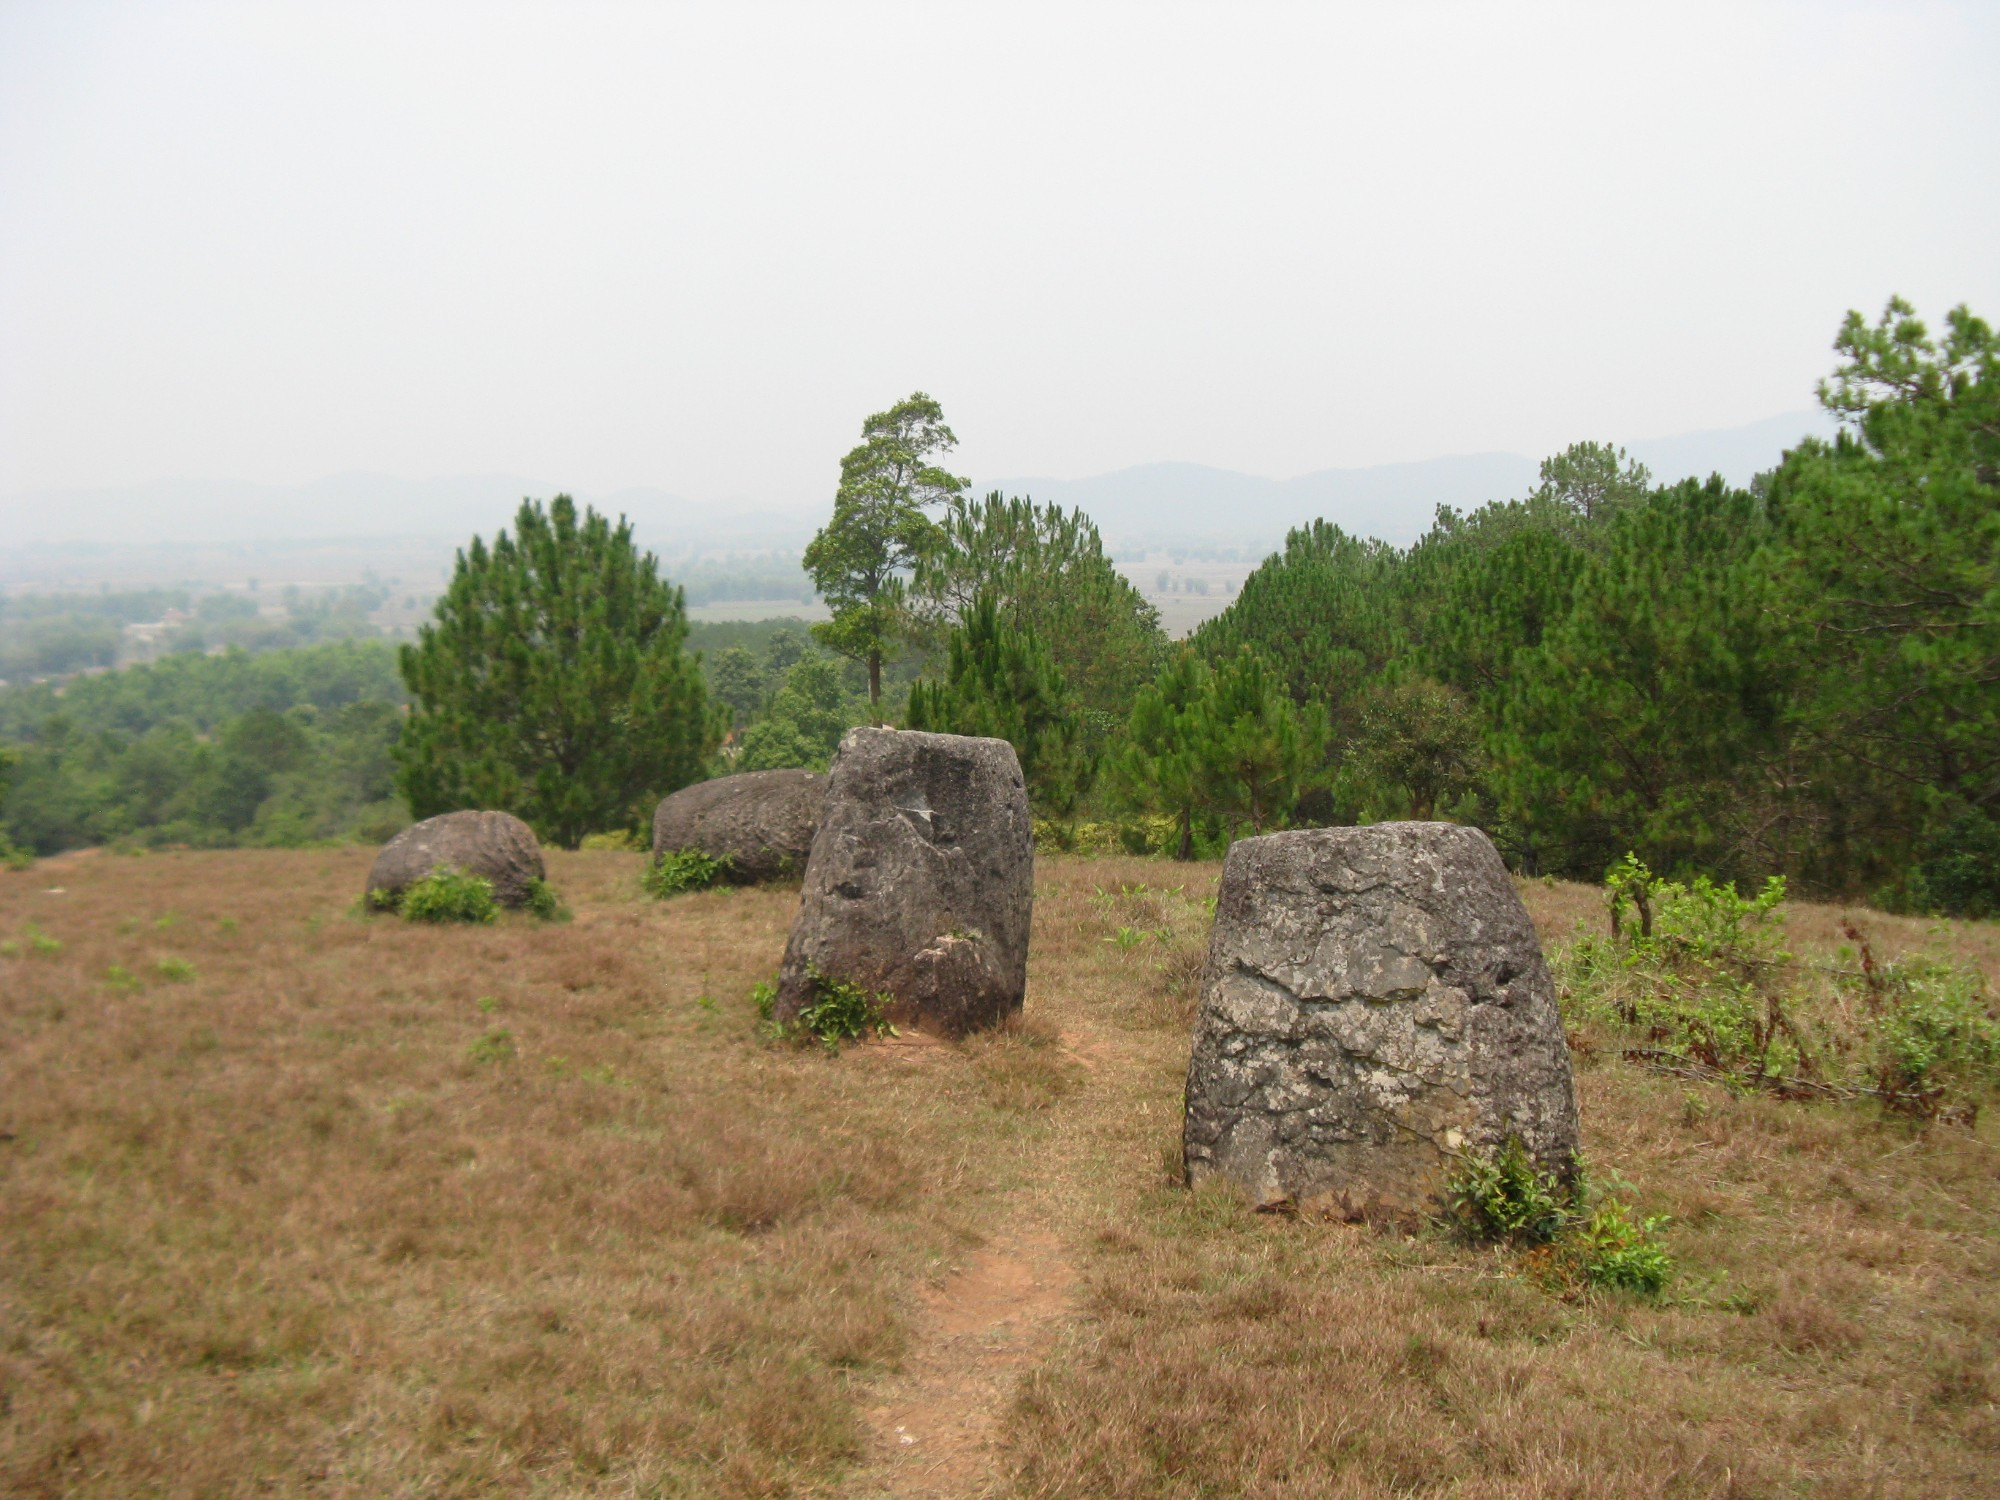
467;1029;517;1065
153;957;196;984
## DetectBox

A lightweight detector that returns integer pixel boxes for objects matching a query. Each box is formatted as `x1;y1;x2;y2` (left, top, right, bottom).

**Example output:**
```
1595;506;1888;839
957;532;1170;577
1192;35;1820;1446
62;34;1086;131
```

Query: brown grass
2;851;1996;1497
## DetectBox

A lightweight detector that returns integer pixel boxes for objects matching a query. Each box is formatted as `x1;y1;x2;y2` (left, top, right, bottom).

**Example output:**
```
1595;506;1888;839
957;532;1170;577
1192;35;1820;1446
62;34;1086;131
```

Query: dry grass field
3;848;1997;1497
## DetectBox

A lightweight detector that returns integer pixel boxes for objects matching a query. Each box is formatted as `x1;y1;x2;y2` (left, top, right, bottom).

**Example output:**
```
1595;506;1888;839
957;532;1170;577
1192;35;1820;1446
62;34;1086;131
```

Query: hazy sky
3;1;1996;510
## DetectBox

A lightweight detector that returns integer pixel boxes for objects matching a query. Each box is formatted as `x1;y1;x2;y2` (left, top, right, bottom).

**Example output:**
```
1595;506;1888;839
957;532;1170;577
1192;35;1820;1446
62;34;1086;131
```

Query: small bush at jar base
522;876;568;921
397;867;499;924
1446;1138;1675;1297
1446;1138;1573;1244
768;965;896;1051
643;848;730;898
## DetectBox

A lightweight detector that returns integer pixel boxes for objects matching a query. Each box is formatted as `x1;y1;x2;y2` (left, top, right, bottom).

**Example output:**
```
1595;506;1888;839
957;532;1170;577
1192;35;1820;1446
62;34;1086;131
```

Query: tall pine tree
397;496;718;848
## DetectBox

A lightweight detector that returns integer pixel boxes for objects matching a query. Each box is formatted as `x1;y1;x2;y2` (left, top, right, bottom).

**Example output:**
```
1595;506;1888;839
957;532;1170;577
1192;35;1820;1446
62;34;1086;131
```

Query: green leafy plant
579;829;646;852
26;925;61;956
1563;856;1805;1081
643;848;730;898
522;876;568;921
1870;956;2000;1118
106;964;141;993
154;957;197;983
1445;1137;1574;1244
1563;862;2000;1123
1446;1138;1674;1297
1568;1200;1675;1294
781;965;896;1051
397;867;499;925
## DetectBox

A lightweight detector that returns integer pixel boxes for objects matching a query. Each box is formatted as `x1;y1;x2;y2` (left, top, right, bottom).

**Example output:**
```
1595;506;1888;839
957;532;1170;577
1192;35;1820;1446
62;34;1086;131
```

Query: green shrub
154;957;197;983
1446;1138;1674;1296
397;867;499;924
1033;815;1180;857
1562;855;2000;1124
522;876;568;921
1909;809;2000;919
1563;855;1804;1080
1570;1200;1675;1294
1872;957;2000;1116
766;965;896;1051
643;847;730;898
1446;1137;1573;1244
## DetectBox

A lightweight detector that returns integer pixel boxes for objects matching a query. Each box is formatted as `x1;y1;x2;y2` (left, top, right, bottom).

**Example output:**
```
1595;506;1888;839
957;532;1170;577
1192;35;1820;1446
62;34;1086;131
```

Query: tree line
818;302;1999;915
0;297;1991;918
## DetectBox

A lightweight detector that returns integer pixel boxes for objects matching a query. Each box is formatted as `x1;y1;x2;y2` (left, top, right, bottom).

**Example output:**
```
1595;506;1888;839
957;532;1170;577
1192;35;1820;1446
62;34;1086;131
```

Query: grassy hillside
2;851;1996;1497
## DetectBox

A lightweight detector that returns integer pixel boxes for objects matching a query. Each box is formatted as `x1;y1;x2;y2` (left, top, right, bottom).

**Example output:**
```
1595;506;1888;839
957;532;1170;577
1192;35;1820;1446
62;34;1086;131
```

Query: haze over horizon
3;2;1995;542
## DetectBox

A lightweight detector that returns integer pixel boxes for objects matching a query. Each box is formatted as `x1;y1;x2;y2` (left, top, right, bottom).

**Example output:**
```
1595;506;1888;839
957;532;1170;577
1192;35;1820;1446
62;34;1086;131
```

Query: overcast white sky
2;0;1995;511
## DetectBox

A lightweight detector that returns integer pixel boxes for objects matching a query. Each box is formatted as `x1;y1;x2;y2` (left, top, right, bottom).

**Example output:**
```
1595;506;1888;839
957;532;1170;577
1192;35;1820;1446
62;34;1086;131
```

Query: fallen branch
1619;1047;1886;1102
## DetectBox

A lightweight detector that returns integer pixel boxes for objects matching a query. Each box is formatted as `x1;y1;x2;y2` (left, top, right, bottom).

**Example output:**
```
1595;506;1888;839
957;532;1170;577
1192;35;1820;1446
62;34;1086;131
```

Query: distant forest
1;297;1993;918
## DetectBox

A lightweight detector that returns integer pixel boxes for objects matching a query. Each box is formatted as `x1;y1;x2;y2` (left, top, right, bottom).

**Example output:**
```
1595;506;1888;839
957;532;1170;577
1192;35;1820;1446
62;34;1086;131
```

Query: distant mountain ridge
987;410;1835;550
1;410;1835;557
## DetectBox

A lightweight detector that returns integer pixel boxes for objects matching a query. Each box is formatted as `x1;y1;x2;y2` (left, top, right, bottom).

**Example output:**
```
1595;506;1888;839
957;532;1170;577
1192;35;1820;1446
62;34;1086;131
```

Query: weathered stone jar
1183;822;1579;1221
650;769;824;883
365;810;546;909
773;728;1033;1036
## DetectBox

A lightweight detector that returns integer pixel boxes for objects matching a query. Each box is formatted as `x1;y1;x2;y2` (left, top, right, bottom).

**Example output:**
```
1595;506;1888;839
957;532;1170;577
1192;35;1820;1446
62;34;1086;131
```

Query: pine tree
1769;298;2000;901
1113;648;1212;859
905;596;1092;815
1196;647;1320;836
396;496;718;847
913;492;1164;716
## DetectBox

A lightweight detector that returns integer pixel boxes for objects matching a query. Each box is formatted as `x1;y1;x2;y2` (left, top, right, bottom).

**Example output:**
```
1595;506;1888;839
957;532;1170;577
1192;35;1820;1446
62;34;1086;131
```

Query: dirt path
840;871;1194;1498
853;1226;1077;1497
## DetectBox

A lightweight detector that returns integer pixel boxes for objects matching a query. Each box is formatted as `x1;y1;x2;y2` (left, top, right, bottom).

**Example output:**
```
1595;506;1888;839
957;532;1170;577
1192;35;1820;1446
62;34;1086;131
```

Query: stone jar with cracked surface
1183;823;1578;1221
773;727;1033;1037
